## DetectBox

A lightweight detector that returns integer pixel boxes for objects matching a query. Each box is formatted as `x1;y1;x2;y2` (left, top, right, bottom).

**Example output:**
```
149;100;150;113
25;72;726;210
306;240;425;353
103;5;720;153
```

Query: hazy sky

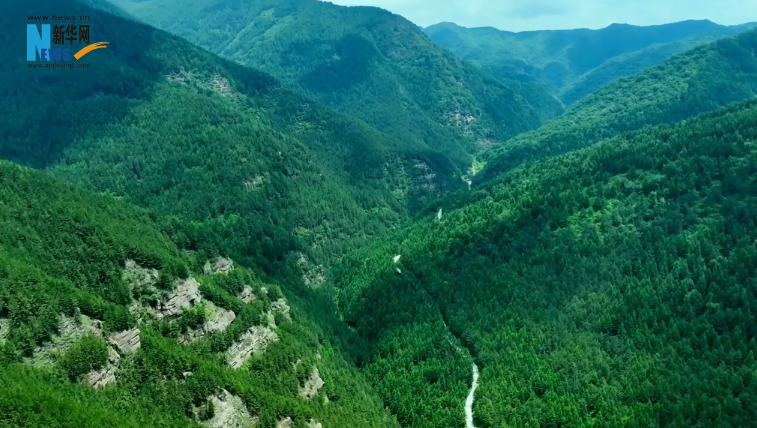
324;0;757;31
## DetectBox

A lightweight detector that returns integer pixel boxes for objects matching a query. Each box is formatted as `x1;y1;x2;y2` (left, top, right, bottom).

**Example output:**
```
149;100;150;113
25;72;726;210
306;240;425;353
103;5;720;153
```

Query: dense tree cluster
425;20;757;104
478;29;757;183
335;100;757;427
2;0;467;293
0;159;399;427
109;0;560;165
4;1;757;427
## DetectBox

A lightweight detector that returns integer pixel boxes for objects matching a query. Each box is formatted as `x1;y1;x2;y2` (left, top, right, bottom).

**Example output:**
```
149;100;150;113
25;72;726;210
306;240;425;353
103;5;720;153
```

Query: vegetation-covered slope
477;29;757;183
0;160;399;428
5;0;466;289
425;20;757;105
107;0;563;162
334;99;757;428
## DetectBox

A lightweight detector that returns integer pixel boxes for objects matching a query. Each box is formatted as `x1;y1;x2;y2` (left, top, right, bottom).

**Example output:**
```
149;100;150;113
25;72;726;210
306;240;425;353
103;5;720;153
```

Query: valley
4;0;757;427
465;364;479;428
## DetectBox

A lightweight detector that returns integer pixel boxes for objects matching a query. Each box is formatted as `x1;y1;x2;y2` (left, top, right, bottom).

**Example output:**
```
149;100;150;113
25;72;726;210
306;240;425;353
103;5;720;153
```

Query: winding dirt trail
465;363;479;428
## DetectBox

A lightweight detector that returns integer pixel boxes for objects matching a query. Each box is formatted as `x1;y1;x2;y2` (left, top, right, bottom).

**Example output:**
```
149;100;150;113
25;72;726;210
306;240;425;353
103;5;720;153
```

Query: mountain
476;29;757;183
5;0;469;291
425;20;757;105
333;99;757;428
0;160;398;428
105;0;564;164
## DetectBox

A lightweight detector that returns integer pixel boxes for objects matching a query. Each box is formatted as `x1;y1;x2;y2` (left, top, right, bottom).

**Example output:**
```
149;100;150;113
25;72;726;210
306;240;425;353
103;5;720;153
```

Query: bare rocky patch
264;298;292;329
123;260;159;289
295;252;325;288
22;315;140;389
205;303;237;333
24;315;102;367
86;347;120;389
166;70;189;84
413;160;438;192
109;328;141;355
123;259;159;289
238;286;256;303
179;302;237;345
159;277;202;318
447;110;478;135
204;257;235;275
202;389;258;428
209;75;237;98
244;175;265;191
227;326;279;369
277;417;293;428
298;366;325;400
0;319;9;343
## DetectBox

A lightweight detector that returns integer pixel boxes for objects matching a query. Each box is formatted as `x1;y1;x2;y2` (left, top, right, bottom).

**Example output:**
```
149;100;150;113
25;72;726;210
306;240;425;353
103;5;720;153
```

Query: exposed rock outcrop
203;257;234;275
277;417;293;428
178;302;237;345
209;75;237;98
296;253;325;288
161;278;202;317
25;315;102;366
205;305;236;333
265;298;292;329
202;389;257;428
308;420;323;428
299;367;325;400
122;259;159;289
87;365;116;389
86;347;121;389
244;175;265;191
227;326;279;369
108;328;141;355
0;318;9;342
238;286;256;303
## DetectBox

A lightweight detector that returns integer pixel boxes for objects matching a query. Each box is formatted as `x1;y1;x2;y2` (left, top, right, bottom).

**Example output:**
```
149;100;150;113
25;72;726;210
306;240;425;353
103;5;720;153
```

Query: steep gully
465;363;480;428
441;310;479;428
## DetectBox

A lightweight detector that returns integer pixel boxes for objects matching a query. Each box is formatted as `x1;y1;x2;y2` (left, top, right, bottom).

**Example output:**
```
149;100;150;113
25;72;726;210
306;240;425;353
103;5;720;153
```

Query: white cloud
323;0;757;31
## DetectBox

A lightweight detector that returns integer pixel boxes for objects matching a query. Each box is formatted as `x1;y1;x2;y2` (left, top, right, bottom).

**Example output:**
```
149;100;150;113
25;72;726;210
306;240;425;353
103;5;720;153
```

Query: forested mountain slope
334;99;757;428
106;0;563;163
477;29;757;183
426;20;757;105
5;0;464;289
0;160;399;428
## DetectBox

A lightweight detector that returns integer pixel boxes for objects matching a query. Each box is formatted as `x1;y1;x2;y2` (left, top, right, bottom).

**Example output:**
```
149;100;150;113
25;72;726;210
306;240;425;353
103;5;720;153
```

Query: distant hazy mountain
7;0;473;286
425;20;757;105
477;28;757;183
106;0;564;168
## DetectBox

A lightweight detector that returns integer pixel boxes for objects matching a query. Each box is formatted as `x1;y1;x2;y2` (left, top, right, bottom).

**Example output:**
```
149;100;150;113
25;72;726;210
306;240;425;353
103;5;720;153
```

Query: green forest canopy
0;158;398;428
109;0;563;162
425;20;757;104
4;0;757;427
335;99;757;428
4;0;469;292
477;28;757;184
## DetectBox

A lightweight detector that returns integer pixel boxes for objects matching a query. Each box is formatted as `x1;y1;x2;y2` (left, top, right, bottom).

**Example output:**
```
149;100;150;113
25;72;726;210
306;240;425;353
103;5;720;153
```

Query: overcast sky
325;0;757;32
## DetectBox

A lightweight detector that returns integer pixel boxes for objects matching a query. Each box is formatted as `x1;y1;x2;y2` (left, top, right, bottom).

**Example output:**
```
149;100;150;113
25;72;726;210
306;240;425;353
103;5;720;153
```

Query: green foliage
425;20;757;104
478;29;757;183
2;0;467;290
335;100;757;427
110;0;559;162
58;335;109;382
197;399;215;421
0;156;397;426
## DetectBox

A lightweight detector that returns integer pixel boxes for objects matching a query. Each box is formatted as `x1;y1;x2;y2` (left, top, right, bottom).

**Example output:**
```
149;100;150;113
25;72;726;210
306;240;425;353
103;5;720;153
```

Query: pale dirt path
465;363;479;428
